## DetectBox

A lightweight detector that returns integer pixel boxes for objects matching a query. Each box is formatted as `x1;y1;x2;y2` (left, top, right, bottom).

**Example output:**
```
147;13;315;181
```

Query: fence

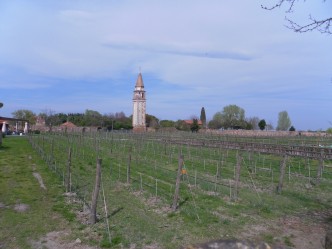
27;130;332;242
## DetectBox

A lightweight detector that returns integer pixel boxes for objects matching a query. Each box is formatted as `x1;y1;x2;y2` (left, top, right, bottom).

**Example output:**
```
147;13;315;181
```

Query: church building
132;73;146;132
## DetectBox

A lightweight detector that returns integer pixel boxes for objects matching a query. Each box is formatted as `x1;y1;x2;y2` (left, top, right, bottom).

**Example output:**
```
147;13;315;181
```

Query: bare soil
13;203;30;212
241;210;332;249
31;231;99;249
33;172;47;190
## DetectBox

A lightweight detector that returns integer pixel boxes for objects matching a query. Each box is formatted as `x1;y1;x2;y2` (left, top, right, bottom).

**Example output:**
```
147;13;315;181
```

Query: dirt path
31;162;47;190
32;172;47;190
31;231;99;249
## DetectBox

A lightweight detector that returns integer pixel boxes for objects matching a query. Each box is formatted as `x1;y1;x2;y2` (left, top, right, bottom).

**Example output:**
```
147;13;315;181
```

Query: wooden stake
127;153;131;184
308;162;311;183
101;177;111;244
51;139;54;162
276;154;287;194
234;152;242;200
155;179;158;197
316;151;324;184
214;175;217;193
172;154;184;211
118;163;120;180
90;158;102;224
66;147;72;192
140;173;143;192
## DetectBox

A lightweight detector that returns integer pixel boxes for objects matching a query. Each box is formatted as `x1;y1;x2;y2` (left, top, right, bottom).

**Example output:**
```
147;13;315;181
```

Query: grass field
0;136;77;248
1;133;332;248
27;131;332;248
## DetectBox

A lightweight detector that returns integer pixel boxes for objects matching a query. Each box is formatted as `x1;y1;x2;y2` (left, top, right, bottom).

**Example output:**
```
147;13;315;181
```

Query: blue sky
0;0;331;130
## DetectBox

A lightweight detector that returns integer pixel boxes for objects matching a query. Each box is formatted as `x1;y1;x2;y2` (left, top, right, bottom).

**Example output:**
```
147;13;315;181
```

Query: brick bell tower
132;73;146;132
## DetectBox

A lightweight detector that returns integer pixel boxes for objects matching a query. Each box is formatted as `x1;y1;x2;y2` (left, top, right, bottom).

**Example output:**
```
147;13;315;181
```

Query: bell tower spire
132;72;146;132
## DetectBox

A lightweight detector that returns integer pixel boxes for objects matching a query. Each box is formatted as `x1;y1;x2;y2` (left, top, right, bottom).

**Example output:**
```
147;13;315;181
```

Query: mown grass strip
0;136;71;248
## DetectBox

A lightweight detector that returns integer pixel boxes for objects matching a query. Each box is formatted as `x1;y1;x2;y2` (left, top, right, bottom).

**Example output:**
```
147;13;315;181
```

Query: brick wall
200;129;330;137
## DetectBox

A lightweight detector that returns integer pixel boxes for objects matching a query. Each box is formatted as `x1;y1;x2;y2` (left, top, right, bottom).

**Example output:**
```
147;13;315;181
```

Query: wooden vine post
172;154;184;211
66;147;72;193
234;151;242;200
317;156;324;180
90;158;102;224
316;151;324;184
276;154;288;194
127;148;132;184
216;161;221;179
51;138;55;164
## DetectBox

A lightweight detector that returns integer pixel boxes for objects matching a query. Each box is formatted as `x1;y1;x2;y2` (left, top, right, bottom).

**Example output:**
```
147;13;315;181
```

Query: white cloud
0;0;331;130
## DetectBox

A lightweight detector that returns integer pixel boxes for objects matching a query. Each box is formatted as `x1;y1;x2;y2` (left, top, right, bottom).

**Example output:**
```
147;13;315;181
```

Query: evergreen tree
200;107;206;128
258;119;266;130
190;119;200;133
289;126;296;131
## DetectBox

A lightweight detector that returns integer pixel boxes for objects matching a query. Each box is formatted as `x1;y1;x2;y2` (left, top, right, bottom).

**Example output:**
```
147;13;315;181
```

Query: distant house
32;115;47;131
0;116;28;134
60;121;77;128
183;120;203;126
35;116;46;126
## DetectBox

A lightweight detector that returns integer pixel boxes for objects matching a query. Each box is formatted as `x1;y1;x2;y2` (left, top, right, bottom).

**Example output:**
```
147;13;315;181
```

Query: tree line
208;105;294;131
8;104;299;132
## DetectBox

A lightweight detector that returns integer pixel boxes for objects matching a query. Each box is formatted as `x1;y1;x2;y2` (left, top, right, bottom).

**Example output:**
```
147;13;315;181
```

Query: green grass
284;235;295;247
0;136;71;248
10;132;332;248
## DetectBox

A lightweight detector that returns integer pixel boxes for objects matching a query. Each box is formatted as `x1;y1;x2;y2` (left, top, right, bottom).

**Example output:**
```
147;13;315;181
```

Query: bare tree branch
262;0;331;34
285;16;332;33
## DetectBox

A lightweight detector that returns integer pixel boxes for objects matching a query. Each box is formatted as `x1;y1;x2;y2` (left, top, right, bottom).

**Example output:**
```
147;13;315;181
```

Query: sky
0;0;331;131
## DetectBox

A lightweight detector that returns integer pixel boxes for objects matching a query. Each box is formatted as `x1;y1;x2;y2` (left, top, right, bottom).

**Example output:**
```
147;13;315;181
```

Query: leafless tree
262;0;331;34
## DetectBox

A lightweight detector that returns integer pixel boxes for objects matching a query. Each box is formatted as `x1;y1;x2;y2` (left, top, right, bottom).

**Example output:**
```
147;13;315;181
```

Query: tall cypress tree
200;107;206;128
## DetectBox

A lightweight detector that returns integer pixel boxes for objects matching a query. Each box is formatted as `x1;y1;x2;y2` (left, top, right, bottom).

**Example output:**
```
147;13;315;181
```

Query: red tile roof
60;121;77;128
184;120;203;125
